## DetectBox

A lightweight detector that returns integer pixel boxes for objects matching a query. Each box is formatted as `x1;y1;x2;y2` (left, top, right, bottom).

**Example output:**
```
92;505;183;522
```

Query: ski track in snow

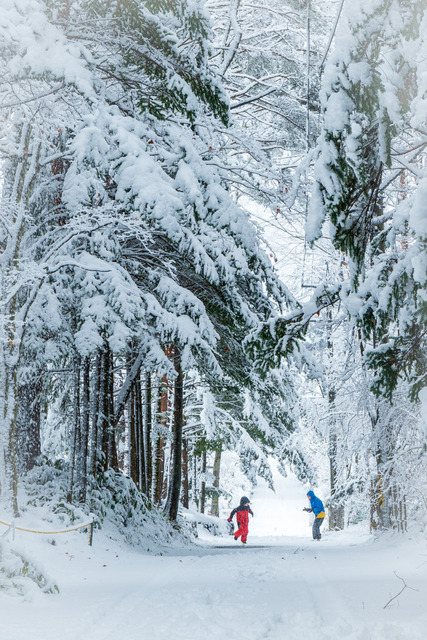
2;467;426;640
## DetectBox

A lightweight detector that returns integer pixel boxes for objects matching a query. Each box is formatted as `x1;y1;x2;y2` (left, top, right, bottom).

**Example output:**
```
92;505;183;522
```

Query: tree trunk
144;371;152;498
97;343;119;473
129;383;138;484
328;424;344;530
135;371;146;492
150;377;159;505
370;413;394;531
191;446;198;509
370;451;387;530
0;362;21;516
211;448;222;517
16;379;41;473
181;437;189;509
7;367;20;517
67;351;81;503
0;123;40;516
153;374;167;505
327;311;344;530
200;450;207;514
77;356;90;503
89;350;101;475
107;347;118;471
100;346;109;471
165;348;183;521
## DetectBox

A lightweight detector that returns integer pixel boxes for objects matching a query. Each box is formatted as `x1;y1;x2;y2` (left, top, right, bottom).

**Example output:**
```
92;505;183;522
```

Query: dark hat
240;496;250;506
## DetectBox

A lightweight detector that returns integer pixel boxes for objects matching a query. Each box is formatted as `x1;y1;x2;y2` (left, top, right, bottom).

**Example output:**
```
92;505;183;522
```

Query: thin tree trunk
67;351;81;503
327;310;344;530
192;446;198;509
165;348;183;521
9;368;20;516
402;494;407;532
107;346;118;471
129;384;138;483
89;350;101;475
181;437;189;509
211;448;222;517
16;379;41;473
154;374;167;505
78;356;90;503
144;371;152;498
0;123;40;515
99;346;109;471
113;350;145;429
200;450;207;514
135;371;146;492
370;438;387;531
150;378;159;505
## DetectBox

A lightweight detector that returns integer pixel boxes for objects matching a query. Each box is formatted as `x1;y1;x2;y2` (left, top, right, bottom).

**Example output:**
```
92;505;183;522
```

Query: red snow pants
235;514;249;542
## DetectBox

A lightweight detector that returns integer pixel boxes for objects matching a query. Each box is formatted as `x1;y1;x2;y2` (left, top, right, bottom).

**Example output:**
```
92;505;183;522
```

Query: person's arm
228;508;237;522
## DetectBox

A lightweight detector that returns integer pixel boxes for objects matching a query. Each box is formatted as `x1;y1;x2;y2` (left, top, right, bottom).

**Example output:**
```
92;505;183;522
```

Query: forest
0;0;426;592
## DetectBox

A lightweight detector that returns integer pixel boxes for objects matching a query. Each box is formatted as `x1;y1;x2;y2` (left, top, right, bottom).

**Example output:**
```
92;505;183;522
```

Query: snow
1;0;95;100
419;387;427;437
1;466;426;640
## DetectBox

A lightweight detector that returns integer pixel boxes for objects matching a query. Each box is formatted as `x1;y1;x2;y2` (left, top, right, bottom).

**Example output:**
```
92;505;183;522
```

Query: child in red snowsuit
228;496;254;544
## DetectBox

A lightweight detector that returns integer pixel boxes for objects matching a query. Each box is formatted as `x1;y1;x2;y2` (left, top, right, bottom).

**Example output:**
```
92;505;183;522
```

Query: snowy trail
2;468;426;639
3;529;426;640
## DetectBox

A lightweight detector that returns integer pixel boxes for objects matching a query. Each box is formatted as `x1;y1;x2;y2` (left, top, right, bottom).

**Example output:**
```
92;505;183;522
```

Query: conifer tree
303;0;427;529
307;0;427;403
0;0;296;519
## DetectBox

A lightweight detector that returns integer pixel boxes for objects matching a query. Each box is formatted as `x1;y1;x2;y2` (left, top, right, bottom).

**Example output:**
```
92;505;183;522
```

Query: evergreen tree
307;0;427;403
0;0;296;519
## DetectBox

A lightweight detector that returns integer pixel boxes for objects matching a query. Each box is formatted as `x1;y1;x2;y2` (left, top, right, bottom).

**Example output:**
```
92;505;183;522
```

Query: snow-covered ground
2;468;426;640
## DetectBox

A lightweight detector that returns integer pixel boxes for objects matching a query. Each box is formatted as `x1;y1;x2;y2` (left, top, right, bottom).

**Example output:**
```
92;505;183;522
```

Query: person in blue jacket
303;490;326;540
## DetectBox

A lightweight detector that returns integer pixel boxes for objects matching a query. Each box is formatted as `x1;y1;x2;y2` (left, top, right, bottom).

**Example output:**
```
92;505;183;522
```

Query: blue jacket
307;490;324;516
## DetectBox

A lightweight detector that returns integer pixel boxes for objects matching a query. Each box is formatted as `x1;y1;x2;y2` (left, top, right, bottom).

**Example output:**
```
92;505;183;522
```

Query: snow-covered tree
308;0;427;404
0;0;298;522
205;0;330;209
297;0;427;529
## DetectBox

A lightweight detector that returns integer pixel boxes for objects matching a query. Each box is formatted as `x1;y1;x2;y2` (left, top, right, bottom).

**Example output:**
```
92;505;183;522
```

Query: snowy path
2;469;426;639
3;531;426;640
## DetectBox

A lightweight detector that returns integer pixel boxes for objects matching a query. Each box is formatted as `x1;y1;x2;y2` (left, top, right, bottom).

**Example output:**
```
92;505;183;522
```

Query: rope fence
0;516;95;545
